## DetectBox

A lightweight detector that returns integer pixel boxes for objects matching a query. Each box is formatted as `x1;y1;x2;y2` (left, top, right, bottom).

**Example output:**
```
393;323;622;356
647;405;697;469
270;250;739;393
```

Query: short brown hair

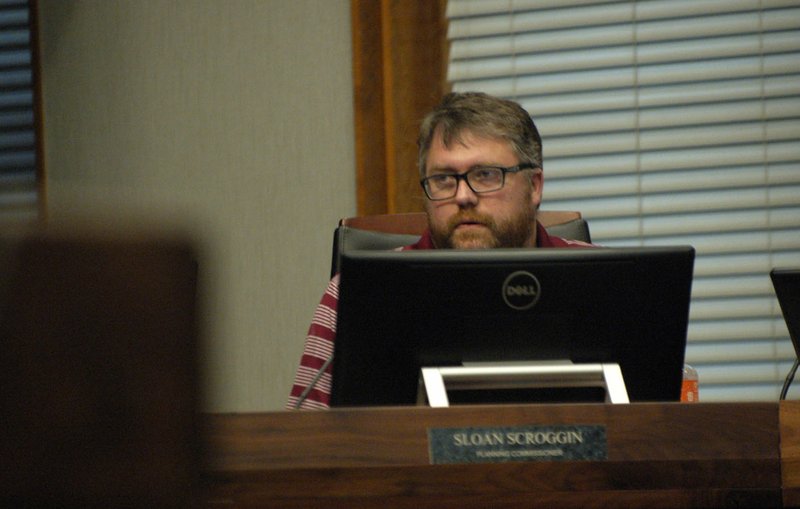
417;92;542;178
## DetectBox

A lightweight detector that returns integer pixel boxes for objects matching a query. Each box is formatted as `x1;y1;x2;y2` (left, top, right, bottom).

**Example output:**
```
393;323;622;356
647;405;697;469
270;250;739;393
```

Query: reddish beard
429;209;537;249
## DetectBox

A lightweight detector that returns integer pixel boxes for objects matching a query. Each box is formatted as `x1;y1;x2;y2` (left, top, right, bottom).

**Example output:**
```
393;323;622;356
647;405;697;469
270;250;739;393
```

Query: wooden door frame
350;0;449;215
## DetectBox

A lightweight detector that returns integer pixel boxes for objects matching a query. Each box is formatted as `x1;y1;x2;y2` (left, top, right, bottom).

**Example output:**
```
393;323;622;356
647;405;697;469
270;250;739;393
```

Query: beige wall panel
38;0;355;411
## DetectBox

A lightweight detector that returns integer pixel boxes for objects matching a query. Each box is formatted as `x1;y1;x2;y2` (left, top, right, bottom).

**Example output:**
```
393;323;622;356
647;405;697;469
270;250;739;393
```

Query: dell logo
502;271;541;310
506;285;537;297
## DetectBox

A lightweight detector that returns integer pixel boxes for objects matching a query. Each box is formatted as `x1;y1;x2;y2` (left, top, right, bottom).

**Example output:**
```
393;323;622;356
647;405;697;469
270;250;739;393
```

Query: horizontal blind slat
691;362;791;385
594;231;800;255
449;36;800;82
542;140;799;177
451;53;799;94
688;317;787;341
687;340;793;363
546;163;800;199
535;97;800;138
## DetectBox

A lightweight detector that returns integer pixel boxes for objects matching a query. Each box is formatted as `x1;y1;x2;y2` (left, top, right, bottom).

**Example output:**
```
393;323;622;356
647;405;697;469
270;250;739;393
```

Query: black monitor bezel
330;246;695;407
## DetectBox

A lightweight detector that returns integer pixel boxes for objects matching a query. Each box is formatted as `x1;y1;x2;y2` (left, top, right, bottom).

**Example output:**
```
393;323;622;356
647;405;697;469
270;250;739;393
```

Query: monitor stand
417;361;630;407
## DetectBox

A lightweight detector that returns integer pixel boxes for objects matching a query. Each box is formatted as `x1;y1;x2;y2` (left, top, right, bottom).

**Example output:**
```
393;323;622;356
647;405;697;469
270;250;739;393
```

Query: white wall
38;0;356;411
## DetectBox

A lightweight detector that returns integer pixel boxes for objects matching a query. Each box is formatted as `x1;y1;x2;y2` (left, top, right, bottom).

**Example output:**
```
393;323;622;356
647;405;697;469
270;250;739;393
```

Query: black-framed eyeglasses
420;163;538;201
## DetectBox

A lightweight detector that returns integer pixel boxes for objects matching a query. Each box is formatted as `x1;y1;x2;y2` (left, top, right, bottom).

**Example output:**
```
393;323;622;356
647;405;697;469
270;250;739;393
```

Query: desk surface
205;402;789;508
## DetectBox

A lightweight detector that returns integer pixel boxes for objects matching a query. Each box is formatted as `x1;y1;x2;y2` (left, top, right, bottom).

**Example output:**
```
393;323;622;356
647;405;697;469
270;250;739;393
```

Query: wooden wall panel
351;1;388;215
351;0;448;215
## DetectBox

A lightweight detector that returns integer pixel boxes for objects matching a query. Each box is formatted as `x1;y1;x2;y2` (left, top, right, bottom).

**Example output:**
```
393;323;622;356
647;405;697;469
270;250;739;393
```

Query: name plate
428;425;607;464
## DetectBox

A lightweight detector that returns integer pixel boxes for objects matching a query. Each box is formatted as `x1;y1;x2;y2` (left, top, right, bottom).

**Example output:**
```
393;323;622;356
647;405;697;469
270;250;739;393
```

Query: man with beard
287;92;592;410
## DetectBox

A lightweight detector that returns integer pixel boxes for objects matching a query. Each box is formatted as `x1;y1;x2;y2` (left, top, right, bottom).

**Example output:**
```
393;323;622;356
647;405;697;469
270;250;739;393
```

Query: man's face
424;129;543;249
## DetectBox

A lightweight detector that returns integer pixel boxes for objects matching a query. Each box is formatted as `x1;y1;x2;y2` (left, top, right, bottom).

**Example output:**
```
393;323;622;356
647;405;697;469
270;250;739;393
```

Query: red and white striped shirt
286;223;592;410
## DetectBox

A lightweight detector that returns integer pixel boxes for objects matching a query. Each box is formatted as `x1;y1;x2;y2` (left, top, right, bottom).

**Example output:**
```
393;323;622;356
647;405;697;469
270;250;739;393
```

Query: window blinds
446;0;800;401
0;0;38;225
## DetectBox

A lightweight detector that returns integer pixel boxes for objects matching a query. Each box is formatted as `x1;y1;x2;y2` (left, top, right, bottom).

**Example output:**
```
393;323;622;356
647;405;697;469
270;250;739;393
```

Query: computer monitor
330;246;695;407
771;268;800;358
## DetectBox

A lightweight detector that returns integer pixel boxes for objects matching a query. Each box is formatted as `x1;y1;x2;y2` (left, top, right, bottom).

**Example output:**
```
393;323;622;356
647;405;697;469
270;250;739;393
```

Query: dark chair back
330;211;591;277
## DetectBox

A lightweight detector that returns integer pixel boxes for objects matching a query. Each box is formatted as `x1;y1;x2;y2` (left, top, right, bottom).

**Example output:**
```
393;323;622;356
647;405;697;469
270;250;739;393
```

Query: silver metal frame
417;362;630;407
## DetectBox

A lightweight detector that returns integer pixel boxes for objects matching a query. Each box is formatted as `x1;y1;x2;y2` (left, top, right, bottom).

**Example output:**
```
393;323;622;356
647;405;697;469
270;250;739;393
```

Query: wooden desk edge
781;400;800;507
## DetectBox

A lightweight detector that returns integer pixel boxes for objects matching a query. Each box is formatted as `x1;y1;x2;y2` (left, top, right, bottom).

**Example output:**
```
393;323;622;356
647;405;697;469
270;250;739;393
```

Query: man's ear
529;168;543;208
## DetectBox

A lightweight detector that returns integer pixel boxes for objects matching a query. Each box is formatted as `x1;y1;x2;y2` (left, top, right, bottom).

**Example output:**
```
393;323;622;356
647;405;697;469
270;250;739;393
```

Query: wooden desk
205;402;784;508
781;400;800;507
